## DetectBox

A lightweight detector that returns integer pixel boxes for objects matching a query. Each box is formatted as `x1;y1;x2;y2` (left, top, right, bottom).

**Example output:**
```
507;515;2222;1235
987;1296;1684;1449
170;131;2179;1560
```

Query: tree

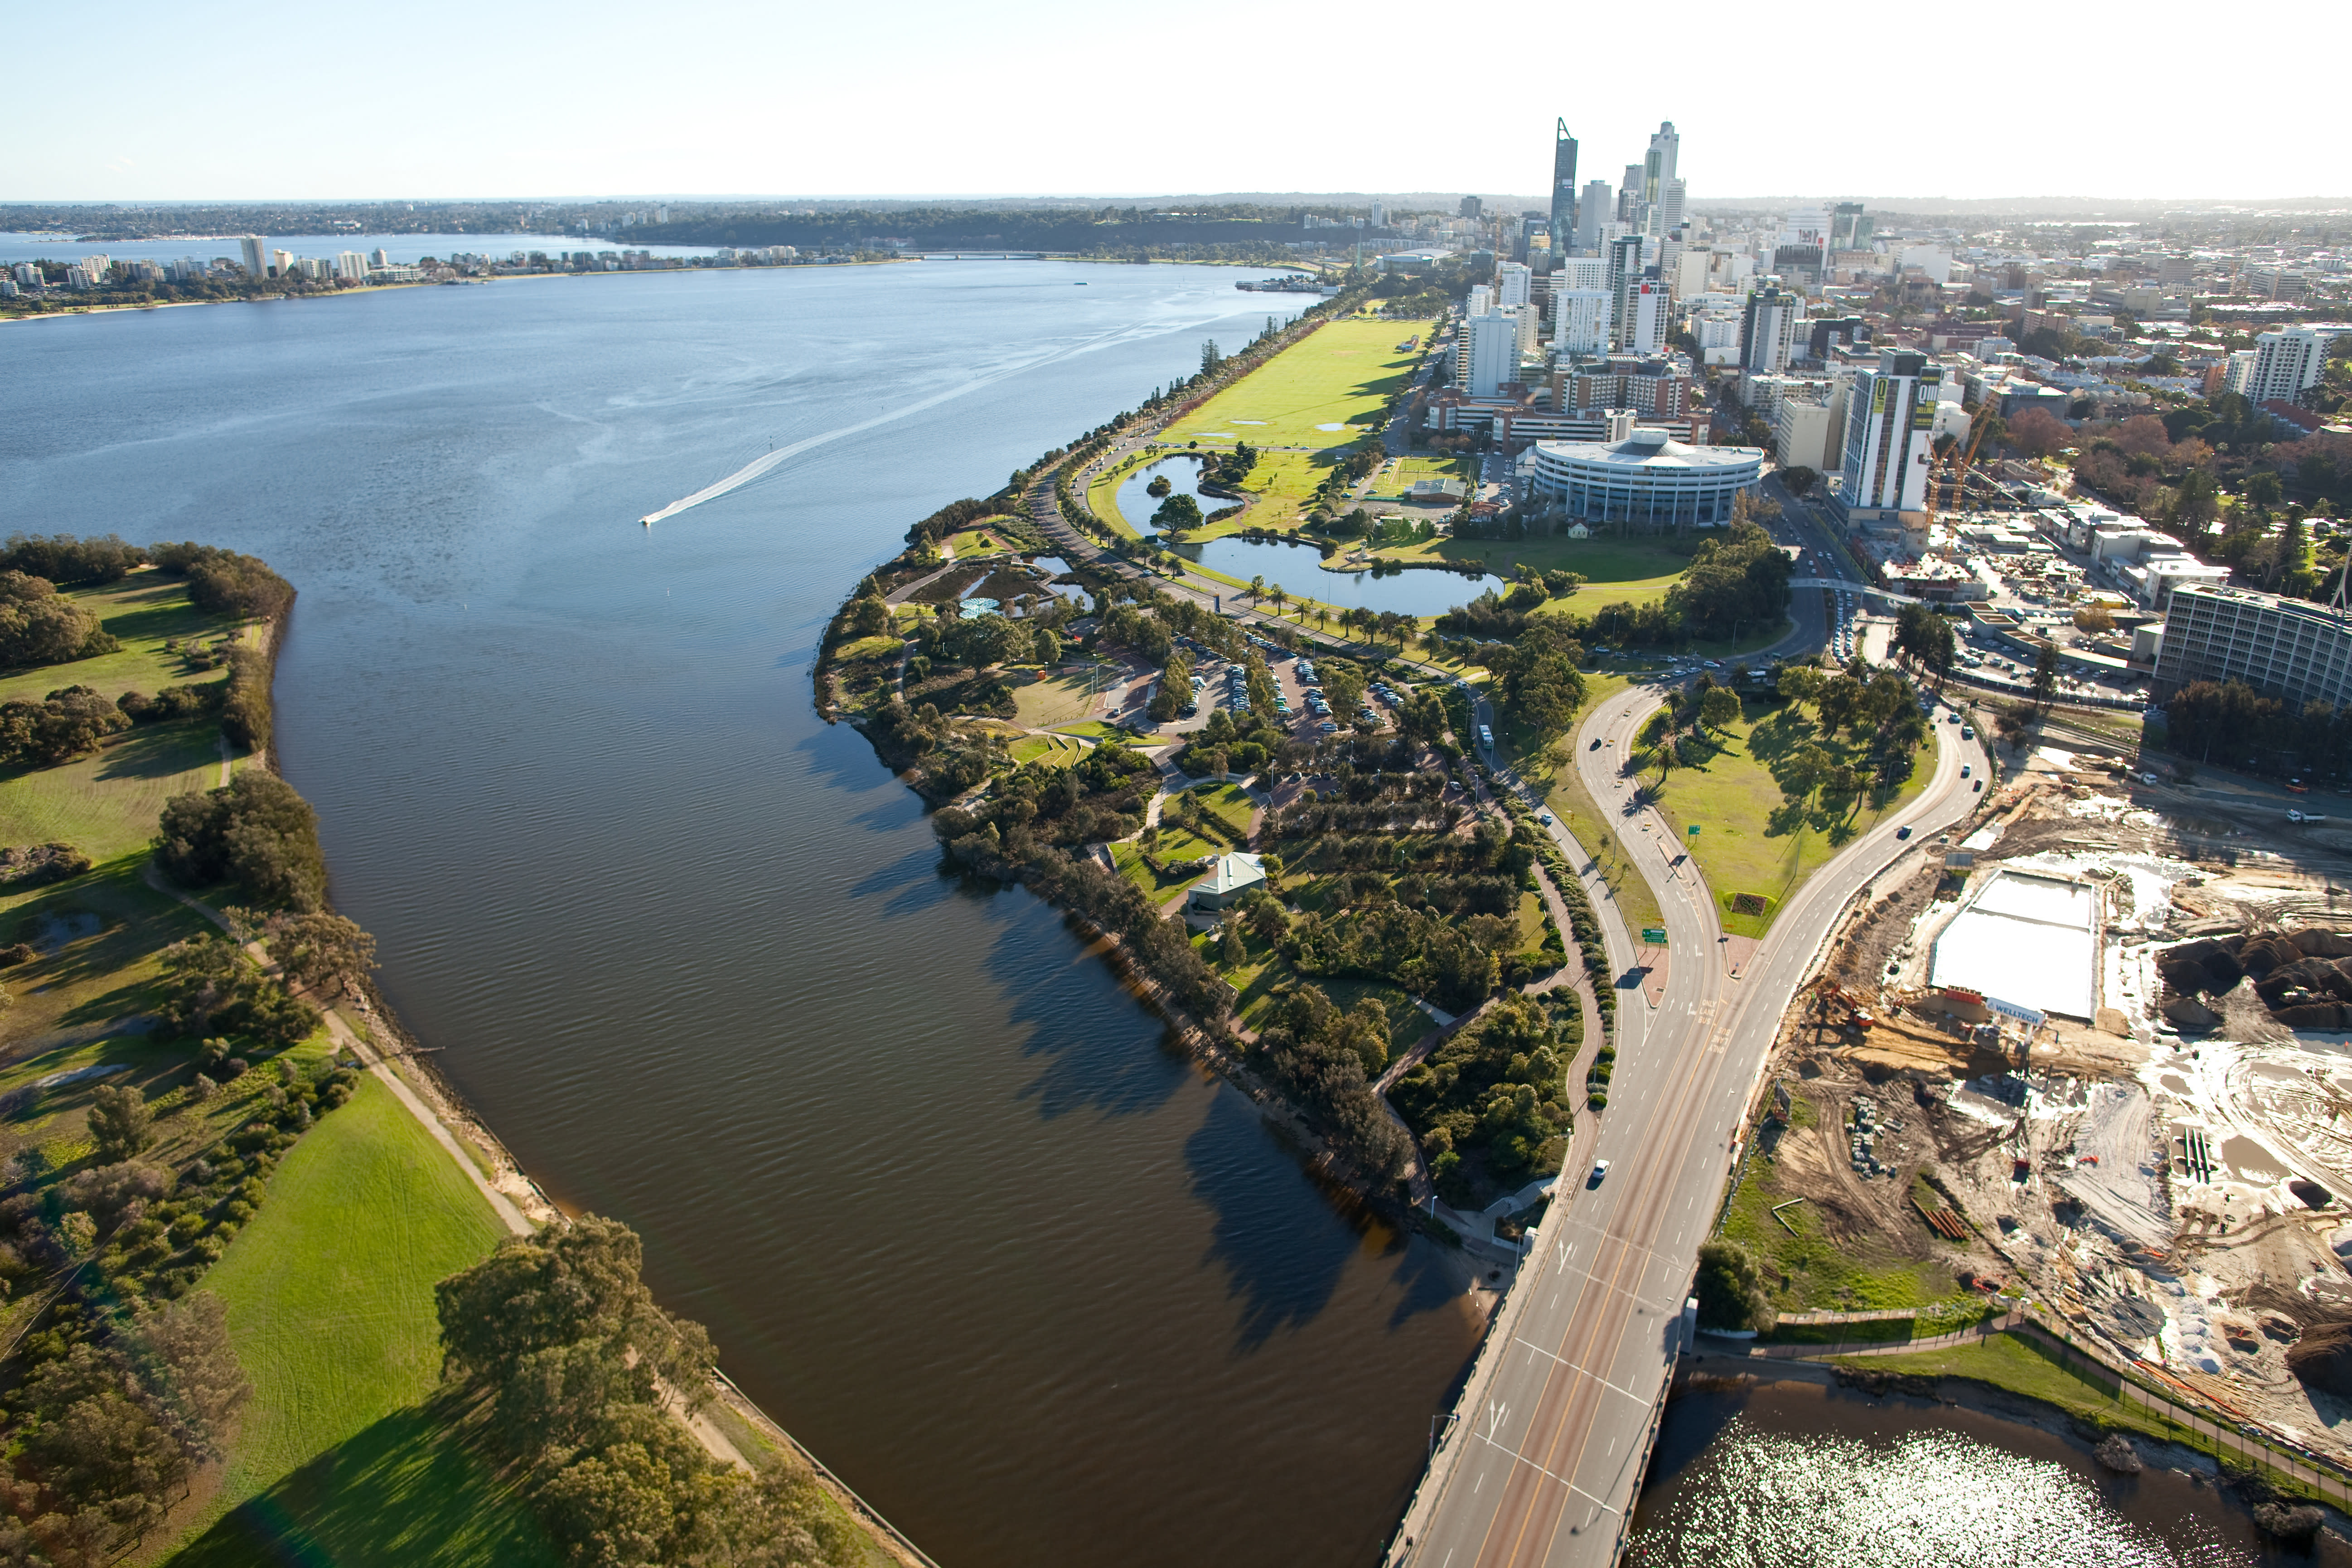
1219;923;1245;968
87;1083;155;1163
1200;340;1222;376
264;911;377;998
1698;687;1741;734
1781;465;1818;497
119;1292;251;1463
1776;663;1824;715
2006;407;2072;459
1694;1239;1771;1331
2072;604;2116;635
2032;640;2059;713
1150;493;1202;533
154;771;328;912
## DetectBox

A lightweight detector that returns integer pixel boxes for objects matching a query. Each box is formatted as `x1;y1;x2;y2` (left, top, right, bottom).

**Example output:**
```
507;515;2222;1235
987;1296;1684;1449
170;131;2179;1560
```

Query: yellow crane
1926;397;2000;522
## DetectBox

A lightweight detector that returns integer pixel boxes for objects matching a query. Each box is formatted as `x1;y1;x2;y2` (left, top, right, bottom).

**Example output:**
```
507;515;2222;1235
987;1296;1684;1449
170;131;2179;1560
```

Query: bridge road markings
1480;953;1732;1567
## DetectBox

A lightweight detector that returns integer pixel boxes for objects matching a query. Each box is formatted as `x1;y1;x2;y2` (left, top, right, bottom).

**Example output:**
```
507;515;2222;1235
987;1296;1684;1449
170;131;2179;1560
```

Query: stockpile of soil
2160;929;2352;1031
2283;1316;2352;1397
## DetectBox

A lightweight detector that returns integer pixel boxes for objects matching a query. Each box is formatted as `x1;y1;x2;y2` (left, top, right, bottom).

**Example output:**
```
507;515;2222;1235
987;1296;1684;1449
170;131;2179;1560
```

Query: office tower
1829;203;1872;252
1617;168;1642;225
2245;327;2326;404
1467;284;1494;318
1575;181;1610;252
1457;313;1518;398
1740;284;1803;374
1841;350;1942;518
1460;195;1483;219
238;236;266;277
1660;179;1686;234
1549;119;1578;258
1643;121;1679;208
1495;262;1532;310
1605;235;1644;352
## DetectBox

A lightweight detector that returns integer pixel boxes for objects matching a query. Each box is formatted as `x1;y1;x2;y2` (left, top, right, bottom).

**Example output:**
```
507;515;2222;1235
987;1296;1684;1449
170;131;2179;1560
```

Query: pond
1116;454;1224;533
1178;533;1492;618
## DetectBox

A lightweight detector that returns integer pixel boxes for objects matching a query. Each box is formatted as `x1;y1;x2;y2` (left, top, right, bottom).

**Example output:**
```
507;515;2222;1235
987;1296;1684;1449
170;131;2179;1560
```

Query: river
0;260;1487;1568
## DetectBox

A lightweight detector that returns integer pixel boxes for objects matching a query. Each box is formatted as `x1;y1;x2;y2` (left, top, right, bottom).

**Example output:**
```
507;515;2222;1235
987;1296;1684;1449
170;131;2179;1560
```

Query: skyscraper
238;236;266;277
1643;121;1679;208
1628;280;1668;356
1458;313;1519;398
1576;181;1610;252
1460;195;1483;219
1841;350;1942;520
1660;179;1686;235
1829;202;1872;252
1605;235;1644;353
2245;327;2326;404
1617;167;1642;225
1495;262;1532;310
1549;120;1579;261
1740;284;1804;375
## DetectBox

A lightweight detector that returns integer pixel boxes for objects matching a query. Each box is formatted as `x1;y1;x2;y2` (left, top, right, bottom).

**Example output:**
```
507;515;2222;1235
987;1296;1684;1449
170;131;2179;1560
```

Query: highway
1027;407;2001;1564
1392;660;1987;1568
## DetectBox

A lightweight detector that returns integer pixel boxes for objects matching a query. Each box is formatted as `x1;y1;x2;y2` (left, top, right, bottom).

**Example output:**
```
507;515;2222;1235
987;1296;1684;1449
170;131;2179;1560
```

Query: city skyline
8;0;2342;204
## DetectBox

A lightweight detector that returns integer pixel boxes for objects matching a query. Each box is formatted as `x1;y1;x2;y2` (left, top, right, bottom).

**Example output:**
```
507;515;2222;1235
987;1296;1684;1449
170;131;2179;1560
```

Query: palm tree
1249;574;1266;603
1271;584;1287;619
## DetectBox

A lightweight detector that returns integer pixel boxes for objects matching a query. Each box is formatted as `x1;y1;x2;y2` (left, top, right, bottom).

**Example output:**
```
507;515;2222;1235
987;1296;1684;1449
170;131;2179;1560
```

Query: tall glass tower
1548;120;1578;268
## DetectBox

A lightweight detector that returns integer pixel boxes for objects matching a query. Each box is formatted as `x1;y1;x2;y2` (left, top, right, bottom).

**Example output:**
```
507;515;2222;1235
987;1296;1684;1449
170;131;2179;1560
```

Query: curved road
1393;679;1985;1568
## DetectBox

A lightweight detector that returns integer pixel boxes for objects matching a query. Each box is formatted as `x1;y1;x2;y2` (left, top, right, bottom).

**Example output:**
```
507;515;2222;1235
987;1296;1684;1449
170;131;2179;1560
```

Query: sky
8;0;2341;206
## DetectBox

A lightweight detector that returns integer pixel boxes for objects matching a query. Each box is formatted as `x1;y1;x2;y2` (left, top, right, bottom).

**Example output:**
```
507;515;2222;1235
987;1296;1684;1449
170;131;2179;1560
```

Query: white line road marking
1512;1338;1653;1405
1471;1431;1621;1514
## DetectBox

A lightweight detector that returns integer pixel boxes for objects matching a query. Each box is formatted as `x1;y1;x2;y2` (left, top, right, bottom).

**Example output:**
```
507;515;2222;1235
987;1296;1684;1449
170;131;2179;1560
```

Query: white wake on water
637;314;1195;525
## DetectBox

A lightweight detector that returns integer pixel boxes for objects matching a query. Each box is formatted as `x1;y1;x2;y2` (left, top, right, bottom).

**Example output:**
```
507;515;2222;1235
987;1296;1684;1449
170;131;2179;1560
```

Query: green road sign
1687;824;1701;836
1641;926;1668;944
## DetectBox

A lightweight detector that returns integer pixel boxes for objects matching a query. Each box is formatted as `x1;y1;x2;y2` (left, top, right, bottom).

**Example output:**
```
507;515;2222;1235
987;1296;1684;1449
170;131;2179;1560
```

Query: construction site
1730;710;2352;1460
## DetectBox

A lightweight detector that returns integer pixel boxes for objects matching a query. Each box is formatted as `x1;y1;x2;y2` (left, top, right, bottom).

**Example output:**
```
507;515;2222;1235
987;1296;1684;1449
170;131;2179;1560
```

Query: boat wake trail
639;325;1134;526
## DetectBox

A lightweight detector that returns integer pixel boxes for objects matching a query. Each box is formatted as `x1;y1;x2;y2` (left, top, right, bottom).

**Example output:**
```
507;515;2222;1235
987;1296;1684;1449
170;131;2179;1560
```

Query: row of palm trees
1243;575;1417;651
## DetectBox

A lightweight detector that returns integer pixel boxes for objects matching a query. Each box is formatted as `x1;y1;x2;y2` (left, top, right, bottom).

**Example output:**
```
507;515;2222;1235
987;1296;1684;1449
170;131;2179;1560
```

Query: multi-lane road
1031;424;1994;1565
1391;648;1986;1568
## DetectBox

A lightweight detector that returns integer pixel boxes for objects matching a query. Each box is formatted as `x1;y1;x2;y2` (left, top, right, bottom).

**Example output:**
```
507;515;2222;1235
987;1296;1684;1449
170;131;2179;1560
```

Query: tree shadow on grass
168;1394;558;1568
93;721;224;783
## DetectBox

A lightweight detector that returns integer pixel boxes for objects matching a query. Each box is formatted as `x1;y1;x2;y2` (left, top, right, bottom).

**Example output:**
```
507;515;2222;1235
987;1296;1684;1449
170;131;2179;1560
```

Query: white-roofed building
1529;420;1762;528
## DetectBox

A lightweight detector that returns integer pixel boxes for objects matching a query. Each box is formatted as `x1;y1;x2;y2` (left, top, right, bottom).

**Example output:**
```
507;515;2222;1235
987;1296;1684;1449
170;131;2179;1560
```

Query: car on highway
1961;765;1970;778
1962;726;1975;740
1588;1159;1611;1186
1973;779;1983;792
1896;826;1912;840
1591;736;1603;749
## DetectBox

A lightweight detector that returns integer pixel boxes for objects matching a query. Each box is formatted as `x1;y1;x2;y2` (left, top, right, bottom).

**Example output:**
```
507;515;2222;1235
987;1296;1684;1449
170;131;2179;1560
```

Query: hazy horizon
10;0;2337;205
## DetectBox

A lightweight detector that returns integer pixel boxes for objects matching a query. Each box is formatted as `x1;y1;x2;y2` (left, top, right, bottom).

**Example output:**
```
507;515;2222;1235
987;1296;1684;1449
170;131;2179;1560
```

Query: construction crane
1926;398;2000;522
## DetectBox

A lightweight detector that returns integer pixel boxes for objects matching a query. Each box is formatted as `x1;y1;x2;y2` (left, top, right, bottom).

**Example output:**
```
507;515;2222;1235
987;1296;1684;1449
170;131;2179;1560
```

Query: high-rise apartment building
1549;120;1578;260
238;236;266;277
1495;262;1532;310
2244;327;2326;405
1605;236;1644;353
370;248;392;269
1739;284;1803;375
1616;168;1642;225
335;251;368;282
1553;290;1612;354
1627;281;1667;356
1840;349;1942;521
1457;314;1520;398
1371;198;1388;228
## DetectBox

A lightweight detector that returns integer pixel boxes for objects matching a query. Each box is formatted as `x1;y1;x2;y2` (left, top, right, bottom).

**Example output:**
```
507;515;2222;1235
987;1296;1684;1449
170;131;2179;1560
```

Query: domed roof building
1529;416;1763;529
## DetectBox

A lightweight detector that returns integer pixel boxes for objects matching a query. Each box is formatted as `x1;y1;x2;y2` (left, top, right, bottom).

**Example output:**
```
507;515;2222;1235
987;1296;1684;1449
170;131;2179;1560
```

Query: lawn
0;573;242;710
1109;831;1222;906
1225;450;1335;532
0;856;217;1063
1009;732;1088;767
0;721;231;865
1229;950;1430;1062
166;1070;521;1555
1171;318;1434;449
1640;698;1937;938
1845;1333;2175;1446
1011;667;1107;730
1172;781;1254;836
1085;456;1147;541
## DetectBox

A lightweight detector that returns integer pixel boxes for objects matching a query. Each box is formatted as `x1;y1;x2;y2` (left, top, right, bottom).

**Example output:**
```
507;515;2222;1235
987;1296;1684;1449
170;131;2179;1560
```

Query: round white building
1529;426;1763;528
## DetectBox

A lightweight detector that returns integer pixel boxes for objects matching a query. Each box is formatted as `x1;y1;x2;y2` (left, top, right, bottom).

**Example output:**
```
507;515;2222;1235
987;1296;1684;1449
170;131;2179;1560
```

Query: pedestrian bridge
1787;576;1935;606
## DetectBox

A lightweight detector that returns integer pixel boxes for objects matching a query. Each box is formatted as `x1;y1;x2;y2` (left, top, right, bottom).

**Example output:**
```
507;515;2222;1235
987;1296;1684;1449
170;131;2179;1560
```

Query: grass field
1009;732;1089;766
1641;699;1937;938
166;1071;525;1560
0;721;229;866
1172;318;1433;449
1109;832;1223;905
1227;451;1332;532
0;856;217;1063
1086;455;1148;538
0;574;240;710
1368;534;1695;616
1011;668;1105;729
